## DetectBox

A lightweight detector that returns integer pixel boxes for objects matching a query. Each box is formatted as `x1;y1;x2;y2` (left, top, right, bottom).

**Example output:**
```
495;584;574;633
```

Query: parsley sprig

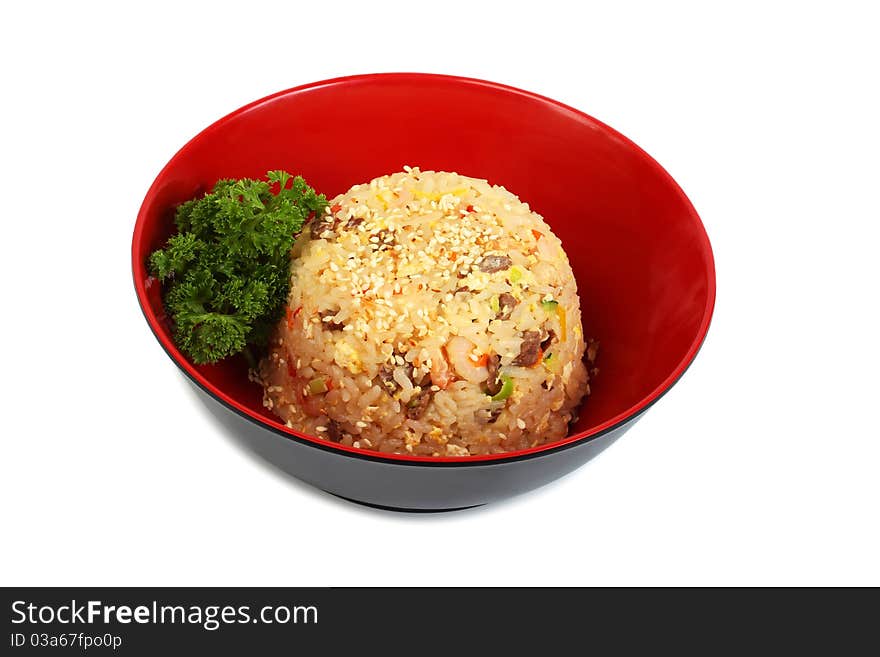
149;171;326;364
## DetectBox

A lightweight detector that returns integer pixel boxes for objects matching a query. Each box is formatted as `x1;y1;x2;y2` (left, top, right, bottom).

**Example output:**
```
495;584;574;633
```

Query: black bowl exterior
191;381;642;511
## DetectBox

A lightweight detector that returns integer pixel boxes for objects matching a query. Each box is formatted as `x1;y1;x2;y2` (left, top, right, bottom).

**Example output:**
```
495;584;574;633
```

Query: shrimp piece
445;336;489;384
429;346;455;389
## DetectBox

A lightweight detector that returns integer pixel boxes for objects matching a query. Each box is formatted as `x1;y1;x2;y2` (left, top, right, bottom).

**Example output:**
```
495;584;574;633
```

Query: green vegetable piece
509;266;523;284
490;375;514;402
148;171;327;364
489;295;501;314
307;377;329;395
541;299;559;312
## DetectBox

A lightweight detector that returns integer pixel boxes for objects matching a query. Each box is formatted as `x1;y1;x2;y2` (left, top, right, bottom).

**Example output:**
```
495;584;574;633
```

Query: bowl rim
132;72;716;467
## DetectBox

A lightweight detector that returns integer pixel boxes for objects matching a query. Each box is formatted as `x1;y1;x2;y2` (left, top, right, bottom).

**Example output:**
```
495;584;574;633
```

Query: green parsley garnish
149;171;326;364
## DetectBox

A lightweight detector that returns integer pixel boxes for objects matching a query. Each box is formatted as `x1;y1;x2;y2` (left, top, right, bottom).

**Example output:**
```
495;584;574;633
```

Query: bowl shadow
184;377;616;521
183;377;557;517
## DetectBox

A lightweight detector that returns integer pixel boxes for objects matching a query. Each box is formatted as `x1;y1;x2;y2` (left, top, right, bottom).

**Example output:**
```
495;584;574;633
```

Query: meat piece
405;390;434;420
411;365;431;387
498;292;517;308
475;406;503;424
378;354;429;396
326;419;344;442
311;217;332;236
512;330;542;367
483;353;503;396
318;310;344;331
453;286;471;295
496;292;518;320
541;329;556;351
372;228;395;251
477;254;512;273
345;216;364;229
378;364;399;394
312;211;341;237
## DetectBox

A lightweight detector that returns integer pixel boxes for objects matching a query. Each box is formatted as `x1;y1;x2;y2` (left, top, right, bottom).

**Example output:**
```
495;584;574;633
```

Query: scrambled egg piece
334;342;362;374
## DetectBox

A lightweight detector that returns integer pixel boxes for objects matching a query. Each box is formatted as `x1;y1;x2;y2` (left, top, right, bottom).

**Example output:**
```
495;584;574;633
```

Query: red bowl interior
133;73;715;463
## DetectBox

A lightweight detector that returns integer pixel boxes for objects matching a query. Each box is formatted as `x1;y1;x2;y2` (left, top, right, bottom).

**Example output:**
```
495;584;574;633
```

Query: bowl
132;73;715;511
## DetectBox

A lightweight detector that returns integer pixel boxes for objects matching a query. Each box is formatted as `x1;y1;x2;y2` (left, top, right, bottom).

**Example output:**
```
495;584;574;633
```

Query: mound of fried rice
258;168;591;456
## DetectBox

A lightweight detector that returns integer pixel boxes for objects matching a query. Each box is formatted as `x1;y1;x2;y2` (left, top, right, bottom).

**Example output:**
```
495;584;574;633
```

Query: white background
2;1;878;586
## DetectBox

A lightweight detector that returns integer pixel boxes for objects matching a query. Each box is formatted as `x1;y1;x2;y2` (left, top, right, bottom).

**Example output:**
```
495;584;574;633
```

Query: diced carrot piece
469;353;489;367
530;349;544;367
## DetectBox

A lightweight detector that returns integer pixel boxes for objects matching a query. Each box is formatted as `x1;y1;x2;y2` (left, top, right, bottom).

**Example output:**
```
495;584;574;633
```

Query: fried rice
258;168;590;456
